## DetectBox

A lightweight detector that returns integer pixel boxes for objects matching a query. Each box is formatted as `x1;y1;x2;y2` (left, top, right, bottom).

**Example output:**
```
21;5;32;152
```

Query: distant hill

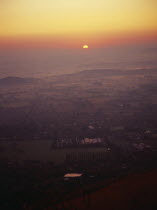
78;68;157;76
0;76;40;86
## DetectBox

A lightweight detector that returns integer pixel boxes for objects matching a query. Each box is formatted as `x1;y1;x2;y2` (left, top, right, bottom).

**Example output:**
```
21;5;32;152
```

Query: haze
1;1;157;209
0;0;157;48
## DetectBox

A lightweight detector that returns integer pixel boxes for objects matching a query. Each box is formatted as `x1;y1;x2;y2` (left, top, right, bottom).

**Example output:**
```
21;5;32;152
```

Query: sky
0;0;157;48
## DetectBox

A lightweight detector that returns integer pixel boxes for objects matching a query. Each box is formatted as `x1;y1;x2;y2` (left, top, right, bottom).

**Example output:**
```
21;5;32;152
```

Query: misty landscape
1;0;157;208
0;45;157;209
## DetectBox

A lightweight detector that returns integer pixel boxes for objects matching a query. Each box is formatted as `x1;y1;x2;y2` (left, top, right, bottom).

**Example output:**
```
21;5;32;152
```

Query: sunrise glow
83;45;89;49
0;0;157;48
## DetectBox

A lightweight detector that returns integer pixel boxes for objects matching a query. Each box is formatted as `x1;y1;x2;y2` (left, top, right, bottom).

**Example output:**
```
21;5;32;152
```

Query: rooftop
64;173;83;178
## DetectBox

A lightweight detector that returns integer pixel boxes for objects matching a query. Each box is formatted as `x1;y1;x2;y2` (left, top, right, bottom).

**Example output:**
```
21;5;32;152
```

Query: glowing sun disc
83;45;89;49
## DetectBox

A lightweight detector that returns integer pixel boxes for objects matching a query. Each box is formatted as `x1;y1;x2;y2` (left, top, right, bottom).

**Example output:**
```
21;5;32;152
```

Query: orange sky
0;0;157;48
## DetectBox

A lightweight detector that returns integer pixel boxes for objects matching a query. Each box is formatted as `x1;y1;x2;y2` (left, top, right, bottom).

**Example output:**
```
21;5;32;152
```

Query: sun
83;45;89;49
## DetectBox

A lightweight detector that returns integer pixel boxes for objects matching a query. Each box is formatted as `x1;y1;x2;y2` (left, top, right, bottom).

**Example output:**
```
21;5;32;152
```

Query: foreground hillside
58;169;157;210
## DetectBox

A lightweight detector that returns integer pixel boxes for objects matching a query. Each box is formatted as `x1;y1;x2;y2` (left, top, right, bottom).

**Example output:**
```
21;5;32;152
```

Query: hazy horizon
1;1;157;209
0;42;157;79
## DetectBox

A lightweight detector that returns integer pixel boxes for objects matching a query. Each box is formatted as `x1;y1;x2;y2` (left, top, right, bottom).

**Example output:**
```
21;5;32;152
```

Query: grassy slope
60;169;157;210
